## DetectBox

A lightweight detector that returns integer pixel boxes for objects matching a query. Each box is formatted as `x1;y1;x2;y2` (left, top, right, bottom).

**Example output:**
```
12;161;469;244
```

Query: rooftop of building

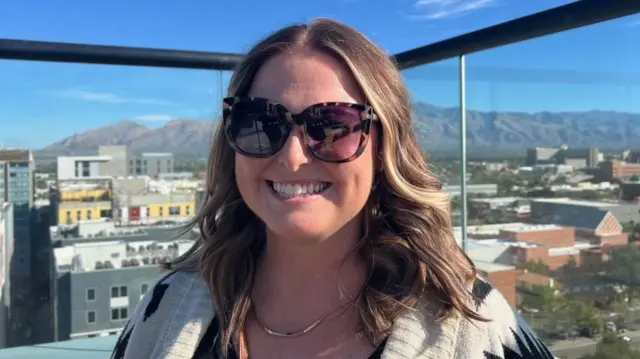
530;197;621;208
474;259;515;273
0;336;116;359
455;222;533;237
0;148;32;162
57;155;111;162
499;224;565;233
51;218;194;243
141;152;173;157
469;196;522;204
54;236;193;273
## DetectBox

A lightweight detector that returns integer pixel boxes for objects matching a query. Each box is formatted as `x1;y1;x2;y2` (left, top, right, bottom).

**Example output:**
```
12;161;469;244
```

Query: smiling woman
109;18;552;359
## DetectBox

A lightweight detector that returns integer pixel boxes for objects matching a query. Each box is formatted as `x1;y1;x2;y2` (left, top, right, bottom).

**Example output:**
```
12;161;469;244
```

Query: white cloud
133;114;176;122
408;0;499;20
53;88;176;106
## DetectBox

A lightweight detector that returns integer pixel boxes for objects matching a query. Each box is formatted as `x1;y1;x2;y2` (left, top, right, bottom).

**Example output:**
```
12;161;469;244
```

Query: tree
522;286;558;312
523;260;551;276
606;245;640;292
579;332;640;359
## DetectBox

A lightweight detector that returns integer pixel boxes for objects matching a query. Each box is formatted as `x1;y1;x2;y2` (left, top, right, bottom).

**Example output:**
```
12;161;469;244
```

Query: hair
165;18;483;357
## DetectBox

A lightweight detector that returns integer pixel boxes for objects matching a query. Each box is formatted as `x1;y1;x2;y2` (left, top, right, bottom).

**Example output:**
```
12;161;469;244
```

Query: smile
266;180;332;199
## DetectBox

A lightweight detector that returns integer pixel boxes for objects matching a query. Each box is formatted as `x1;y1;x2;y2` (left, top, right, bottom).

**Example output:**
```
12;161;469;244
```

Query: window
76;210;81;221
86;288;95;301
159;207;164;216
87;210;92;220
185;206;191;216
87;310;96;324
169;206;180;216
141;283;149;294
110;285;128;298
146;207;150;217
66;211;72;224
111;307;128;321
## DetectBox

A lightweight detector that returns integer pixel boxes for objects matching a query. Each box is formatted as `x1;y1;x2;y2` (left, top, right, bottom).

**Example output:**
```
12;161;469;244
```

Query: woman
111;19;553;359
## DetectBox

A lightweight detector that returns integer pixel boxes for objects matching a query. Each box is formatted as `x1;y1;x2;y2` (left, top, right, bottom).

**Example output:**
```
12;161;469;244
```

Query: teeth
271;181;329;198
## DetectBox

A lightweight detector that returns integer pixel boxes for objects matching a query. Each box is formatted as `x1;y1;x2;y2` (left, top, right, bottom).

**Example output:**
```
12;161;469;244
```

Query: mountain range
39;102;640;157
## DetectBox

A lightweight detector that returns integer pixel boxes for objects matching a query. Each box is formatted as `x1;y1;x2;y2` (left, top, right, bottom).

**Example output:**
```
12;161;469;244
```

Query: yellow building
116;193;196;224
58;202;113;225
55;187;113;225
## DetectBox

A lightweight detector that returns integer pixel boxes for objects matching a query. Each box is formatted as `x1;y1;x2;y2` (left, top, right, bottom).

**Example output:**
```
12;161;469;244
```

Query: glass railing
0;59;232;354
1;1;639;358
400;11;640;359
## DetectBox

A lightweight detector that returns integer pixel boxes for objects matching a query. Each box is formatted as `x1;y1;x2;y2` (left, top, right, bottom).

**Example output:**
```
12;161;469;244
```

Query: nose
277;127;312;171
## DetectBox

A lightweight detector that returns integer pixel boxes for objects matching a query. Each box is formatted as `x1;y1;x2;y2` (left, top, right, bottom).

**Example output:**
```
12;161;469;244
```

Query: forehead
248;50;365;113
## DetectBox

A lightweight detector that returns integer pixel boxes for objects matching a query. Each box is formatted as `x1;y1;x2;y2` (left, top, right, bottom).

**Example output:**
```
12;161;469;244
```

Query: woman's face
234;49;378;243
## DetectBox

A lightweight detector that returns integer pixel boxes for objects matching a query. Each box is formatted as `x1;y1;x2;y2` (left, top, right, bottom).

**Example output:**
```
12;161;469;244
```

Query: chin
266;220;332;244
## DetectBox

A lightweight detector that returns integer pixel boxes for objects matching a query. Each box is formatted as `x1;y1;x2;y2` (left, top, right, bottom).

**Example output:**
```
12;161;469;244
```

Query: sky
0;0;639;148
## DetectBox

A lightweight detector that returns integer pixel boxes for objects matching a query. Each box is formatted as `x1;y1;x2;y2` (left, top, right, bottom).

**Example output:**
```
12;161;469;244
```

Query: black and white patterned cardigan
110;271;555;359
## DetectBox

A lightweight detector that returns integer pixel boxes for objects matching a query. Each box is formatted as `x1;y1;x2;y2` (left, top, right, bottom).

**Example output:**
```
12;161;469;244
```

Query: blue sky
0;0;639;148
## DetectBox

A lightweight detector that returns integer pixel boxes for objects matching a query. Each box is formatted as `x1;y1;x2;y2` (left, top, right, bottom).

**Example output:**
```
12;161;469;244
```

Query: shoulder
110;270;213;359
458;277;555;359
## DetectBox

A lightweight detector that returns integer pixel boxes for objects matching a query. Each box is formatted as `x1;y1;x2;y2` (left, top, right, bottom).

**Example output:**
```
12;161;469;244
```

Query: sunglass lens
227;101;288;156
304;106;364;161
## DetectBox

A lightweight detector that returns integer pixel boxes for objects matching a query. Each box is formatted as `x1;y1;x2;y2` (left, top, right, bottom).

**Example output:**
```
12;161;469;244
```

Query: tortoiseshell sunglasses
222;96;378;163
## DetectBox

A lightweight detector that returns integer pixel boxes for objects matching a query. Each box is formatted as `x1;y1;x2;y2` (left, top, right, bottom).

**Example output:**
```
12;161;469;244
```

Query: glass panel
401;58;462;231
0;60;230;348
464;16;640;357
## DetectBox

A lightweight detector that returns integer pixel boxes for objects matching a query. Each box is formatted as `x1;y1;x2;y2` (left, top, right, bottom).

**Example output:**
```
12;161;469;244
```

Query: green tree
522;286;558;312
523;260;551;276
606;245;640;292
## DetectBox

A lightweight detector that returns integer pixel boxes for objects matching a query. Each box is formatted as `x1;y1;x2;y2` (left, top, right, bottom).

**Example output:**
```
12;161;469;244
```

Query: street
550;329;640;359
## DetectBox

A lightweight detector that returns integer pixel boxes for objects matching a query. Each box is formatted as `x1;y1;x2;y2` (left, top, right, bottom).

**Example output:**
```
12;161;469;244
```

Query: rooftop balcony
1;0;639;357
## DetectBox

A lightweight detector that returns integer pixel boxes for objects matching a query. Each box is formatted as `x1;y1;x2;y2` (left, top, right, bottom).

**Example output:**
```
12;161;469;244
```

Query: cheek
235;155;269;191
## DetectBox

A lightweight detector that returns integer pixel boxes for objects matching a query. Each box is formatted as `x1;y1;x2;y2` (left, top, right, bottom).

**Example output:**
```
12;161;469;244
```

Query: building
444;184;498;197
530;198;630;246
136;153;174;177
97;146;130;178
113;193;195;225
598;160;640;181
526;146;600;169
51;179;114;226
50;220;196;341
0;202;14;348
56;156;111;181
0;149;35;347
96;146;175;178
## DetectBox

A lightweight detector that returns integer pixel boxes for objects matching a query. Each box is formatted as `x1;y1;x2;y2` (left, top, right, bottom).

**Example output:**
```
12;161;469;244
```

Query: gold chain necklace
251;299;353;338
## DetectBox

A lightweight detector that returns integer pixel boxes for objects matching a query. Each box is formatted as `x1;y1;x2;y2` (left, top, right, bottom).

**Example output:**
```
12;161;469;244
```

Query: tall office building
0;202;14;348
0;149;34;347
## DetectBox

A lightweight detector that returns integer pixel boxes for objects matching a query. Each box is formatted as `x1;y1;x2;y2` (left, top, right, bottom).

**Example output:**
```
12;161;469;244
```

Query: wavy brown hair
166;18;483;357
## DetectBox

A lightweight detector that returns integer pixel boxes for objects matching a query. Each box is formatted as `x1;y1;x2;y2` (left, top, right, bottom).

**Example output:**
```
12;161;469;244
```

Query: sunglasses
222;96;378;163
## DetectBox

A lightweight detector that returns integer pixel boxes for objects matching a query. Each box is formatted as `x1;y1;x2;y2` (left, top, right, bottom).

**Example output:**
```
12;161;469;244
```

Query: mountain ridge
39;102;640;156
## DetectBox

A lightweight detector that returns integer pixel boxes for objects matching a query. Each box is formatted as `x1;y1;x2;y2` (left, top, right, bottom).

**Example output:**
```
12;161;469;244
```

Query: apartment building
50;221;196;341
526;146;601;169
0;149;35;347
56;156;111;181
51;179;114;226
113;193;195;225
96;146;175;178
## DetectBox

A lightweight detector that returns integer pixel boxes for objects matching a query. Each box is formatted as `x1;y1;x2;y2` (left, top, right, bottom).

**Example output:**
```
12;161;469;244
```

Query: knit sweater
109;270;555;359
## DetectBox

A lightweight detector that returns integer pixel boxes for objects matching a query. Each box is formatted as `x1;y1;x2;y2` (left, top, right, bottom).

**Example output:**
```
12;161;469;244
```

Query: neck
251;221;367;329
